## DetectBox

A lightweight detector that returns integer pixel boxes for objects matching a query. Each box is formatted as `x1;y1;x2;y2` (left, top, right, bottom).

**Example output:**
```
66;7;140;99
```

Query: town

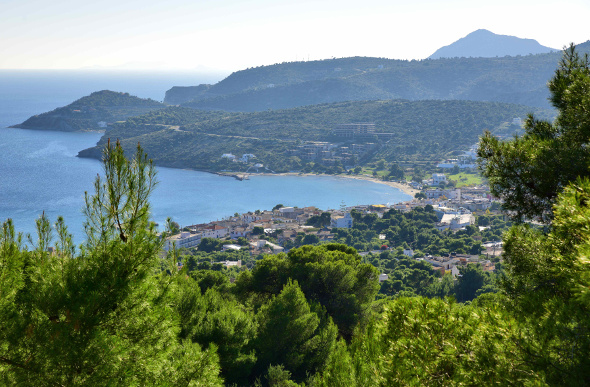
163;172;503;282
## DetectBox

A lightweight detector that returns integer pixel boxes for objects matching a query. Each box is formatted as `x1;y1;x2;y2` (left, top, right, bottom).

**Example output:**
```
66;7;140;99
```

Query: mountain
78;100;553;173
428;29;557;59
164;41;590;112
11;90;164;132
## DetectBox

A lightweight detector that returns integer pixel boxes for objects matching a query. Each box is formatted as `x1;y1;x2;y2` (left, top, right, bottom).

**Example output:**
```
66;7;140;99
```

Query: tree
477;45;590;383
167;220;180;234
0;142;222;385
176;276;256;385
340;297;543;386
301;233;320;246
455;263;486;302
234;244;380;340
477;44;590;223
252;280;337;383
388;163;404;180
198;237;223;253
305;212;332;228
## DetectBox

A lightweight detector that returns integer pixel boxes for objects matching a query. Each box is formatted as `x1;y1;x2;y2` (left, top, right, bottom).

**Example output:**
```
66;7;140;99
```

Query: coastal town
163;169;502;281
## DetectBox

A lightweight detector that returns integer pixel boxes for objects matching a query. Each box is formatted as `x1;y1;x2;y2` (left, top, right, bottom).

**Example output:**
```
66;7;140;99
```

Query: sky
1;0;589;72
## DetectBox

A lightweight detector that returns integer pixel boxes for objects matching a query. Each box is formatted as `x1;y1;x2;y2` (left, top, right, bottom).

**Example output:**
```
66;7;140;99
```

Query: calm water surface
0;71;410;243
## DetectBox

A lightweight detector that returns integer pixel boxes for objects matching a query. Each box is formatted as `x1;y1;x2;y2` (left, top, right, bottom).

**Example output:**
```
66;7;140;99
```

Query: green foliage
455;263;496;302
265;364;300;386
305;212;332;228
13;90;164;132
0;143;222;385
388;162;405;180
198;237;224;253
478;44;590;222
78;98;552;173
176;276;256;385
252;226;265;235
313;296;545;386
234;244;380;340
252;280;337;383
167;47;590;111
476;45;590;384
373;297;544;385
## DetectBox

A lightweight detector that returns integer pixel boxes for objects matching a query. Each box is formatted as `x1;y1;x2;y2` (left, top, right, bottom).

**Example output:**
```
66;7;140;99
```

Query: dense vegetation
11;90;164;132
4;45;590;386
78;99;552;172
164;41;590;111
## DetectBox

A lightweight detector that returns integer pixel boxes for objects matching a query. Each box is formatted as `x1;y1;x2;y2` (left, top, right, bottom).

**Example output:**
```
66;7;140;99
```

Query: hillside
11;90;164;132
428;29;557;59
78;100;553;173
164;41;590;112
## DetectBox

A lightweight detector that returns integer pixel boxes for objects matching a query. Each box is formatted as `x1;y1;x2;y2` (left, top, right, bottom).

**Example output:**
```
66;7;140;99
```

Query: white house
222;244;242;251
241;154;256;162
403;249;414;257
432;173;447;185
436;213;475;231
163;231;201;251
219;260;242;268
425;188;461;200
331;212;353;228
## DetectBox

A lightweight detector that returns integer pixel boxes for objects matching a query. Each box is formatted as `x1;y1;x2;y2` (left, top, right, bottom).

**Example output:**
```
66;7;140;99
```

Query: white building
331;212;353;228
241;154;256;162
163;231;201;251
425;188;461;200
436;213;475;231
432;173;447;185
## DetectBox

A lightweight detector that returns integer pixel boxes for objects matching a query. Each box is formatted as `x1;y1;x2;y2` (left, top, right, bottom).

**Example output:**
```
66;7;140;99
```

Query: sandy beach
224;171;419;198
339;174;419;197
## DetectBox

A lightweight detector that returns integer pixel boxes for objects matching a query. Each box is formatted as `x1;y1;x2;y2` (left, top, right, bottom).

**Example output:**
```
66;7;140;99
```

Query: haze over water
0;71;410;243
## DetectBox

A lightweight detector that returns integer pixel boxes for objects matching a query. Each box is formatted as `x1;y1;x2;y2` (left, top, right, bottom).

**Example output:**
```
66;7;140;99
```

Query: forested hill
11;90;164;132
78;99;552;172
164;40;590;111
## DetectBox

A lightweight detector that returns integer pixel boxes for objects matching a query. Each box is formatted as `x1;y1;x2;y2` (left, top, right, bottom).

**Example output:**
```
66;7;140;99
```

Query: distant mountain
428;29;557;59
11;90;164;132
164;41;590;112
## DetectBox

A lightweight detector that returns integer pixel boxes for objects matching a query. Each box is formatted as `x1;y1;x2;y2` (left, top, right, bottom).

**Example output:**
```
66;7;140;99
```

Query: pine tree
0;141;222;385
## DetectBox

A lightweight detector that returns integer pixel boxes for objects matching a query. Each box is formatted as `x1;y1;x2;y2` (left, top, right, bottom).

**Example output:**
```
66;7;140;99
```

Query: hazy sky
1;0;588;72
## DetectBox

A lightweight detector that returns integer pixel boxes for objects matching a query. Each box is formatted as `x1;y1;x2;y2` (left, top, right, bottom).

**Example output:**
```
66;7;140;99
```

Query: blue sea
0;70;411;243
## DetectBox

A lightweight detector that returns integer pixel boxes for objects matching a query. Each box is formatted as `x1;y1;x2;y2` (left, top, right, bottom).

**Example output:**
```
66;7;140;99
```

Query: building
436;213;475;231
331;212;353;228
425;188;461;200
432;173;447;185
332;123;376;138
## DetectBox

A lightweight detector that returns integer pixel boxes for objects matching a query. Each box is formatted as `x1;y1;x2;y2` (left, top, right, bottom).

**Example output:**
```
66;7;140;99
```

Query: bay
0;70;411;243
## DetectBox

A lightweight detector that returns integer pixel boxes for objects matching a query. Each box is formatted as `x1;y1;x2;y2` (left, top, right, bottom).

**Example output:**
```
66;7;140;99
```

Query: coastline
216;171;419;197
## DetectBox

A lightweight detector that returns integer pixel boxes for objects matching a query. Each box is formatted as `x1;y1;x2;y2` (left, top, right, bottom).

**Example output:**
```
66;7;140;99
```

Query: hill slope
428;29;557;59
11;90;164;132
78;100;553;173
164;41;589;112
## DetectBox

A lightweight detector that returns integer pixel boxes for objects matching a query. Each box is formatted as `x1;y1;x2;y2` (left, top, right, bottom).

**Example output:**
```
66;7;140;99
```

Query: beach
226;172;419;198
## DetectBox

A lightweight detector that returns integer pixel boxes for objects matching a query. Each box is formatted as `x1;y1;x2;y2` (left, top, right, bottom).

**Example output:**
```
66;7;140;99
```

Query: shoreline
216;171;419;197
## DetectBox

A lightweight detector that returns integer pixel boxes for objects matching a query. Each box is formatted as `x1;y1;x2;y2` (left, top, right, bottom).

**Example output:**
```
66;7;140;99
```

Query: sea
0;70;411;244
